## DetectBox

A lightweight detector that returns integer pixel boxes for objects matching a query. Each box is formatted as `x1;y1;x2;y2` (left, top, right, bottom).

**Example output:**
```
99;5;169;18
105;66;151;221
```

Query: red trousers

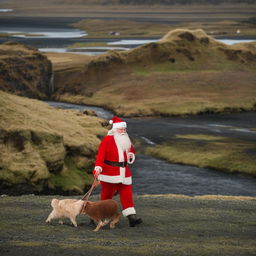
100;181;134;211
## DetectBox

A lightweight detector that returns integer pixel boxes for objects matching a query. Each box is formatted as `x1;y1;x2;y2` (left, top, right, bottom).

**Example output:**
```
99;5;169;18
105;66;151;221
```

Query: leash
81;177;97;201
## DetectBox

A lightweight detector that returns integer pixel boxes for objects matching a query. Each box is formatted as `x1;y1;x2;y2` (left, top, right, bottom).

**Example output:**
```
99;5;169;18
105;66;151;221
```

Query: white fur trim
107;129;114;135
109;120;113;124
98;175;132;185
112;122;127;129
127;152;135;164
122;207;136;217
94;166;102;172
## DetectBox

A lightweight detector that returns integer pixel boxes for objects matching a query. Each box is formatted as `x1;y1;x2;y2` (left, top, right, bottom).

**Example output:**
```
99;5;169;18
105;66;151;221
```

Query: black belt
104;160;128;168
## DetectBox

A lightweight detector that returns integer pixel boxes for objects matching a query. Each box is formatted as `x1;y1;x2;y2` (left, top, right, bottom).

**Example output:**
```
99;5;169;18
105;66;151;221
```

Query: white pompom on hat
109;116;127;129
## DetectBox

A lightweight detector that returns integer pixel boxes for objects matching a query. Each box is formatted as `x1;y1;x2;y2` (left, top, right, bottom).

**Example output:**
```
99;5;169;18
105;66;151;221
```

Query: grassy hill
0;91;106;195
0;42;52;99
53;29;256;117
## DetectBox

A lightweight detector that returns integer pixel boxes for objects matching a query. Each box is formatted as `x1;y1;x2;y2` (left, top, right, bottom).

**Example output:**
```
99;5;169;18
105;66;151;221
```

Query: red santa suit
93;117;136;217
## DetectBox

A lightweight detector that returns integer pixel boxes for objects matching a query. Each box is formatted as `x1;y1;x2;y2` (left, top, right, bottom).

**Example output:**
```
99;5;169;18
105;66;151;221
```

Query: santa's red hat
109;116;127;129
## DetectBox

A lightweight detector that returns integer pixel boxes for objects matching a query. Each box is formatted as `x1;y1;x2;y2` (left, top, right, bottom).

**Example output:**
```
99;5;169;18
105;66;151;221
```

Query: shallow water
47;101;256;196
1;16;255;55
131;155;256;196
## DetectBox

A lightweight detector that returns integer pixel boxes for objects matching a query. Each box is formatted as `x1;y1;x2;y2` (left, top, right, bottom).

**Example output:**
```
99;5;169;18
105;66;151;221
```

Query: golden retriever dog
46;199;84;227
81;199;120;232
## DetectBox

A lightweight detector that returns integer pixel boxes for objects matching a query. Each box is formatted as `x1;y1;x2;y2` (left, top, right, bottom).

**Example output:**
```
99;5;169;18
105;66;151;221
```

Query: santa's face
116;128;127;135
113;128;131;151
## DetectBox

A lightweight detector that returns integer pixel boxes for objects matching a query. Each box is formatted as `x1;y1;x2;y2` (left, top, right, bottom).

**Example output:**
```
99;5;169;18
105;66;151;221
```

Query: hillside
53;29;256;117
0;42;52;99
0;91;106;195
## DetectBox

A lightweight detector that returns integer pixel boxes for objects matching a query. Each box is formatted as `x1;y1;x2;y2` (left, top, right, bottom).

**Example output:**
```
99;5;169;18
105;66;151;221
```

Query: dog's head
80;200;92;214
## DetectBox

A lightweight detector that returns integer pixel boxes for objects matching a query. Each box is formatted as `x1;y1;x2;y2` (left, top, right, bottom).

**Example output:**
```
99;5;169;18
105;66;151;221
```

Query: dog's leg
93;221;104;232
102;219;110;227
110;213;120;229
59;219;64;225
70;216;78;227
46;210;55;223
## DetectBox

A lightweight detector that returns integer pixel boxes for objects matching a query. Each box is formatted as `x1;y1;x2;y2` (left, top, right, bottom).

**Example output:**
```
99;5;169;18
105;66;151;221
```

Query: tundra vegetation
0;194;255;256
146;134;256;176
50;29;256;177
0;2;255;254
0;42;52;99
0;90;106;195
53;29;256;117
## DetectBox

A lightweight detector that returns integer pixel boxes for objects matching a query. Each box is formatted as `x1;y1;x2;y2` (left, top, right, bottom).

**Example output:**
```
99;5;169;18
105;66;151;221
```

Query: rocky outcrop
0;41;53;99
0;91;106;195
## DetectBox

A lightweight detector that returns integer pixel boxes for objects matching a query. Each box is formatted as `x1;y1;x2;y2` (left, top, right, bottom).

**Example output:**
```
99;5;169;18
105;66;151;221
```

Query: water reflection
39;38;256;55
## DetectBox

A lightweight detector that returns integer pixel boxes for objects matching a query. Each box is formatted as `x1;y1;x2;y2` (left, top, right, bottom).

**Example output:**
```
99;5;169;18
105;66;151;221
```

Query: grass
0;91;106;193
48;157;94;194
52;28;256;117
0;194;255;256
146;134;256;176
71;18;256;38
66;42;109;48
56;68;256;117
44;52;92;71
1;1;256;38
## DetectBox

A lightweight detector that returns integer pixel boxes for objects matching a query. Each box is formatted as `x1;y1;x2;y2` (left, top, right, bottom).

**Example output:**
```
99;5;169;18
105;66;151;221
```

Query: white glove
94;166;102;178
127;152;135;164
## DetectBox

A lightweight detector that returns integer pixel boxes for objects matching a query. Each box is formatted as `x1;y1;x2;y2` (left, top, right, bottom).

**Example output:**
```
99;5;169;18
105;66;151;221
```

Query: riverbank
0;194;255;256
0;91;106;195
146;134;256;176
52;29;256;118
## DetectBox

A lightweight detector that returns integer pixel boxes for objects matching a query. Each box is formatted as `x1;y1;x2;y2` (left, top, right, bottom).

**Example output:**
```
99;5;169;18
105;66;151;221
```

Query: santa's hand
127;152;135;164
93;166;102;178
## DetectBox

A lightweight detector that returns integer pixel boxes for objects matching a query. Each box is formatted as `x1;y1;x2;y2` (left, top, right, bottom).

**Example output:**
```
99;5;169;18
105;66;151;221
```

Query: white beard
113;131;132;152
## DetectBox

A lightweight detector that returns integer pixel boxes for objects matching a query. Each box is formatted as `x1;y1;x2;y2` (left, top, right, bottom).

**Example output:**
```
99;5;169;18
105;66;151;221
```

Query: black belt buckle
121;162;126;168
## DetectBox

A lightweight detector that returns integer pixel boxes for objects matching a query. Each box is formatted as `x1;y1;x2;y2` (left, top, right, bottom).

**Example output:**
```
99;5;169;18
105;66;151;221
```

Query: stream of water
47;101;256;197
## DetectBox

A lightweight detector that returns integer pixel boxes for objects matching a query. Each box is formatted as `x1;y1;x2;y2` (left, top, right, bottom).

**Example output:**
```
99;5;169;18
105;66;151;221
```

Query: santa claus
93;116;142;227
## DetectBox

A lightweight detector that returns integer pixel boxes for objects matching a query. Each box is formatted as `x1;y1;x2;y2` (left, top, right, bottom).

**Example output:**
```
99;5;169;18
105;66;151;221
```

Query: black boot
127;214;142;227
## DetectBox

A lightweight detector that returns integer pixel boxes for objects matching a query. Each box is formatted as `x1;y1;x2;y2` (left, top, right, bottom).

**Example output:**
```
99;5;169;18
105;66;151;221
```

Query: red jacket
94;135;135;185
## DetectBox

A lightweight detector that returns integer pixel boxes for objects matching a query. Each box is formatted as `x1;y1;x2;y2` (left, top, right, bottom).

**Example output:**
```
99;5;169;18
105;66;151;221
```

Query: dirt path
0;194;255;256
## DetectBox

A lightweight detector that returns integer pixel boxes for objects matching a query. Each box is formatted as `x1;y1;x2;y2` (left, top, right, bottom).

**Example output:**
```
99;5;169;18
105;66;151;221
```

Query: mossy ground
0;194;255;256
0;91;106;194
145;134;256;176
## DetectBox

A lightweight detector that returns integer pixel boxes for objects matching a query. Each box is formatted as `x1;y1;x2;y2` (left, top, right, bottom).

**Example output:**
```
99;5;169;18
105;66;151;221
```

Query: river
0;16;255;55
47;101;256;197
2;16;255;197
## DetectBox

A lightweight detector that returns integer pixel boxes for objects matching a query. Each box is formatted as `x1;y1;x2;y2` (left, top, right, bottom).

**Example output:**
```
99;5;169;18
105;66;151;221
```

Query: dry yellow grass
44;52;93;71
53;29;256;117
0;91;106;193
0;91;105;147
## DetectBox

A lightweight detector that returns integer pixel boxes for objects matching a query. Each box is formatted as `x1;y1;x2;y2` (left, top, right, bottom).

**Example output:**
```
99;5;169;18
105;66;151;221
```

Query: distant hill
45;0;256;5
53;29;256;117
116;0;256;4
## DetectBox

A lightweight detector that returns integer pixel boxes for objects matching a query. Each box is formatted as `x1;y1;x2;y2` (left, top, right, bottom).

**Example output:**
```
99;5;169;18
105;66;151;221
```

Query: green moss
10;241;45;247
48;157;94;193
146;134;256;176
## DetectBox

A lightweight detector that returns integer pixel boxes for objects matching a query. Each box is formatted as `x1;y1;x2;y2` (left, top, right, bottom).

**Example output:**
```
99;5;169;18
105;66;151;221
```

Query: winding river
47;101;256;197
1;15;255;196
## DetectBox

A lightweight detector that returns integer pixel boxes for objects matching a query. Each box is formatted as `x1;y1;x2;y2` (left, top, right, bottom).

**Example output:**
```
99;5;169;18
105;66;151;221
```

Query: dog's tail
51;199;59;209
